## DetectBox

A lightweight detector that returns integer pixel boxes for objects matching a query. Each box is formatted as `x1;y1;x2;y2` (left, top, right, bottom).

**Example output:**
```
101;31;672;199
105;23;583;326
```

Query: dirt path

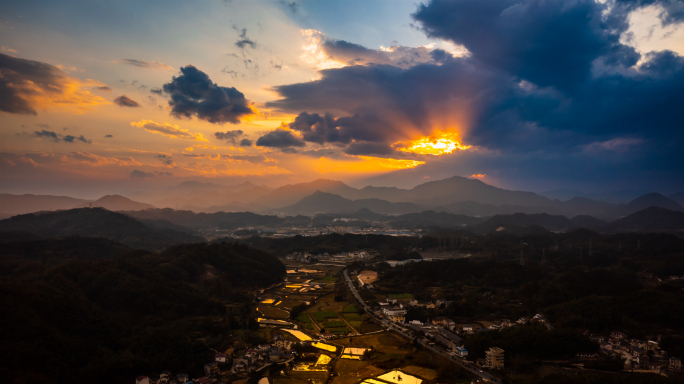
308;314;321;332
336;312;360;335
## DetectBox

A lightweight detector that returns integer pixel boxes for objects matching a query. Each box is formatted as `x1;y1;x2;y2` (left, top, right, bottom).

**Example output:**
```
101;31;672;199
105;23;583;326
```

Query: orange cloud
0;53;109;115
313;156;425;174
131;120;208;141
470;174;486;178
61;152;141;166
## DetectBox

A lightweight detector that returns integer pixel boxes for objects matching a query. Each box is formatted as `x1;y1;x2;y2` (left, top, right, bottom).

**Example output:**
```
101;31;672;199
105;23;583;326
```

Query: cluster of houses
592;331;682;375
134;352;229;384
285;252;328;263
232;334;295;373
134;334;298;384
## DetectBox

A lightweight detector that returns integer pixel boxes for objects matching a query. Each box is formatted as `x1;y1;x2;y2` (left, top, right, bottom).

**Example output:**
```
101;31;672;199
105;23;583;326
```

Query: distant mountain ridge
0;208;204;250
0;193;88;215
274;191;424;215
74;194;155;211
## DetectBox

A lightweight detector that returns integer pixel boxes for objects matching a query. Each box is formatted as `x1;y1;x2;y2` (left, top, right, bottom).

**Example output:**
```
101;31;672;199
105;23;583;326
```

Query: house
455;346;469;357
274;340;293;350
320;333;335;339
389;314;405;323
215;353;227;363
435;299;448;307
258;344;271;351
204;361;219;376
485;347;505;369
383;305;407;317
135;376;150;384
431;317;448;326
671;357;682;371
387;298;398;305
611;331;627;339
517;317;529;325
439;329;463;349
176;374;189;383
425;302;436;309
409;299;419;306
462;324;474;333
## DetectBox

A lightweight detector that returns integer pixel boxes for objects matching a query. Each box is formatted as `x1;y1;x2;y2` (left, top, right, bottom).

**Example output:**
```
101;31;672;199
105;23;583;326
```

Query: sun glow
398;131;471;155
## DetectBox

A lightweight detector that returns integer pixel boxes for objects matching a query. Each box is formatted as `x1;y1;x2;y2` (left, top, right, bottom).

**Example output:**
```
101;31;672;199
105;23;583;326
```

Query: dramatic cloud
121;59;174;71
301;29;464;70
0;53;109;115
131;119;207;141
113;95;141;107
162;65;254;124
33;129;91;144
214;130;244;144
256;129;305;148
130;169;154;178
239;138;253;146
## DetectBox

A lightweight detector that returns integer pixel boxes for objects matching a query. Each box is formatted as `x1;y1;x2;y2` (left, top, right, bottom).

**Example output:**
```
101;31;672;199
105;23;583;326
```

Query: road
343;269;503;384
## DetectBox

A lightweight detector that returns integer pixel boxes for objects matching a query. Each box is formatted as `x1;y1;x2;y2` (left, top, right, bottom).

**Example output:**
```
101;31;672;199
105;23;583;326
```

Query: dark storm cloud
162;65;253;124
287;111;390;144
239;138;253;146
130;170;154;178
265;0;684;190
113;95;141;107
256;129;305;148
214;130;244;144
33;129;91;144
150;88;163;95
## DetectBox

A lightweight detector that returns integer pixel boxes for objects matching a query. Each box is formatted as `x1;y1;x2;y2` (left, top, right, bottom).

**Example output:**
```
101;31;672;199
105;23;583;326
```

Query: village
132;254;684;384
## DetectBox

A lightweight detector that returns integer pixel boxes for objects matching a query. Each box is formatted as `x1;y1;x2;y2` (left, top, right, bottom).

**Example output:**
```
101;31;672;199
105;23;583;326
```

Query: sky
1;0;683;198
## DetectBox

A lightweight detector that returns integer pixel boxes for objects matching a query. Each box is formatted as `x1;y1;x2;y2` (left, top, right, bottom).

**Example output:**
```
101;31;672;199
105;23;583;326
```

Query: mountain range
2;175;682;220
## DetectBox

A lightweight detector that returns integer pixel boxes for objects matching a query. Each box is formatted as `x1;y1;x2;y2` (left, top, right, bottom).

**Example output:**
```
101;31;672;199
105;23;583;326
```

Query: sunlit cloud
396;131;471;155
1;53;110;115
131;119;208;141
120;59;174;71
470;173;486;178
301;29;347;70
313;156;425;174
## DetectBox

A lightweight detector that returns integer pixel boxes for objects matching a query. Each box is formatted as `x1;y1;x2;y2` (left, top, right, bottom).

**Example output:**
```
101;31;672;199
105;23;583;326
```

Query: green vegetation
325;321;347;328
312;311;338;321
0;239;285;384
296;313;311;323
343;313;362;321
322;276;338;282
342;304;358;312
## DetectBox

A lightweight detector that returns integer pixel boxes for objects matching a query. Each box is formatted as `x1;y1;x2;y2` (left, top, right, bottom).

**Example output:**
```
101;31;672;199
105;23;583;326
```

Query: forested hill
0;241;285;384
0;207;205;250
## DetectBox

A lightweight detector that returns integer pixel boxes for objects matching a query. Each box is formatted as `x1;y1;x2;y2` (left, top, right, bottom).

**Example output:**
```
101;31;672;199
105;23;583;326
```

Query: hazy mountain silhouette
599;207;684;233
0;208;204;250
275;191;424;215
611;193;683;217
74;194;155;211
0;193;88;216
470;213;576;233
668;192;684;207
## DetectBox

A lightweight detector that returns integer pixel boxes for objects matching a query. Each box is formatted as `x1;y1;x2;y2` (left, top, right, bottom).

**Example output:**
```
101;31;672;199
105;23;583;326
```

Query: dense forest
0;238;285;384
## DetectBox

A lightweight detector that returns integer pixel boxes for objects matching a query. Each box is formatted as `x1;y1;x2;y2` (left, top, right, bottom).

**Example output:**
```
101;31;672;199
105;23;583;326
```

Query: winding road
342;269;503;384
